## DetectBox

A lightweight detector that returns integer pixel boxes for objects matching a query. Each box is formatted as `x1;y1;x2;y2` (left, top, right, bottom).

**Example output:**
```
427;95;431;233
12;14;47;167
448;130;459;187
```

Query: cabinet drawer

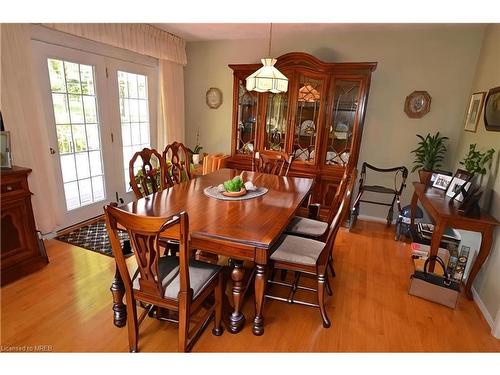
1;173;30;197
1;179;25;194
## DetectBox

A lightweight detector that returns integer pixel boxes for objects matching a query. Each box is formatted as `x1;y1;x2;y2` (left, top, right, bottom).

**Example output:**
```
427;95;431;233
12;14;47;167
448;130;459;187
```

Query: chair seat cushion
286;216;328;238
133;256;221;299
271;235;325;266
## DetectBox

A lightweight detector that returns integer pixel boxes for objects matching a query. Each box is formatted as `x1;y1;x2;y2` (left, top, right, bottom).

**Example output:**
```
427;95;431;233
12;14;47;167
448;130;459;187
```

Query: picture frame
446;169;472;202
0;131;13;169
432;173;453;190
484;86;500;131
464;92;486;132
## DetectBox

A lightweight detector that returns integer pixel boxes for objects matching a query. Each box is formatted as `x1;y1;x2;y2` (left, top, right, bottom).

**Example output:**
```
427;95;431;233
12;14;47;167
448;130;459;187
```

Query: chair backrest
324;168;357;253
252;150;293;176
360;162;408;195
163;142;193;184
202;153;229;175
129;148;174;199
325;168;351;225
104;205;190;300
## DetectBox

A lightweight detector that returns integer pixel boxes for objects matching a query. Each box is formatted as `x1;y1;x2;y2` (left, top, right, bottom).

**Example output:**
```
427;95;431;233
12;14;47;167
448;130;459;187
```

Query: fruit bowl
222;188;247;197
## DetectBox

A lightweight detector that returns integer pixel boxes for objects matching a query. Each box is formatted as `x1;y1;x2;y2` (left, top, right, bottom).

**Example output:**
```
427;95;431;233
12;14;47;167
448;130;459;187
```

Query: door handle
49;148;56;155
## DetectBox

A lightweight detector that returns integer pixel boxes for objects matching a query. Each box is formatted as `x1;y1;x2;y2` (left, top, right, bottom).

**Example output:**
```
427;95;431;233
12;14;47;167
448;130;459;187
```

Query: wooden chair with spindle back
266;174;355;328
162;142;193;184
252;150;293;176
129;148;174;200
104;206;224;352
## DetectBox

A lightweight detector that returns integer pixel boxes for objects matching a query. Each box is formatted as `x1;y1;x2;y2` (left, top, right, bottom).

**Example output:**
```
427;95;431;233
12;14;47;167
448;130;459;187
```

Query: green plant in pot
459;143;495;180
411;132;449;184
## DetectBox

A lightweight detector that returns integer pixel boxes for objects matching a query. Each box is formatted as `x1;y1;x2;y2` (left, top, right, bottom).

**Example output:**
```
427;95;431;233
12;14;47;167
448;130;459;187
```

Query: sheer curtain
1;24;63;233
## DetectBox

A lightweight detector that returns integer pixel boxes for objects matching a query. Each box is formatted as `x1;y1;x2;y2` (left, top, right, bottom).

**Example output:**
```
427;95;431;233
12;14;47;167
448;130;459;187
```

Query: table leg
253;264;266;336
410;190;419;230
465;227;494;299
228;260;246;333
110;265;127;328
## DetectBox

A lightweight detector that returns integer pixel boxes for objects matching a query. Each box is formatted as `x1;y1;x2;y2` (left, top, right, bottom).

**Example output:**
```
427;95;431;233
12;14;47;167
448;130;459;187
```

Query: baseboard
357;214;395;225
471;286;499;338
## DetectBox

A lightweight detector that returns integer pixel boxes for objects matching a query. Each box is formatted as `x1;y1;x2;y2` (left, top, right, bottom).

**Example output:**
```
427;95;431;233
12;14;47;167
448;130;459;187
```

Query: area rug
56;219;132;258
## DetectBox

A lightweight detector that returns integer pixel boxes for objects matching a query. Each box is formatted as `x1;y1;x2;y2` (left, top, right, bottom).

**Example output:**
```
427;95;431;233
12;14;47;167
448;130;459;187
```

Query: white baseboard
357;214;395;225
471;287;499;339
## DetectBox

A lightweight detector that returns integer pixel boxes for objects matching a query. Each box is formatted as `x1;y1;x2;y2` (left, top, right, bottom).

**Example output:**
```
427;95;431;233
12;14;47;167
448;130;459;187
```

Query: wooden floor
1;220;498;352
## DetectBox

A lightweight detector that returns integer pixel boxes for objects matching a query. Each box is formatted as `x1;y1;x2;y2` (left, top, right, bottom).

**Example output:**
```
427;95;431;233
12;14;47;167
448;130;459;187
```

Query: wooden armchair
104;207;224;352
266;175;354;327
163;142;193;183
129;148;174;200
252;150;293;176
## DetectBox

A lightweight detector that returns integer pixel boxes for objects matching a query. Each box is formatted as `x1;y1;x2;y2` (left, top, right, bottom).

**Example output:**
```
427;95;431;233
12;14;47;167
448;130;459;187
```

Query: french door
33;41;158;229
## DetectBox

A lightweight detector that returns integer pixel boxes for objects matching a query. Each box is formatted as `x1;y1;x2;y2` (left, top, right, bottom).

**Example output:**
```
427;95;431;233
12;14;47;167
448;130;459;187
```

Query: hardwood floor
1;220;498;352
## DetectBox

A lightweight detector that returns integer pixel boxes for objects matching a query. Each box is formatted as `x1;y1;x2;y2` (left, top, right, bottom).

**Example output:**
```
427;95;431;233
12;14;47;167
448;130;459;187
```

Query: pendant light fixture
246;23;288;94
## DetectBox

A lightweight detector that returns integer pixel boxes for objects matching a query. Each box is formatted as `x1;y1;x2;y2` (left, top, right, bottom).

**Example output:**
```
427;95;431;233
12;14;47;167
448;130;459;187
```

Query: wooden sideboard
226;52;377;211
1;166;48;285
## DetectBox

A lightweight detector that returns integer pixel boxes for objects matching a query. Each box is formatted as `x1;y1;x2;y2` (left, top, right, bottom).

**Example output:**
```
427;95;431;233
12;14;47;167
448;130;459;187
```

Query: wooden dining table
110;168;314;335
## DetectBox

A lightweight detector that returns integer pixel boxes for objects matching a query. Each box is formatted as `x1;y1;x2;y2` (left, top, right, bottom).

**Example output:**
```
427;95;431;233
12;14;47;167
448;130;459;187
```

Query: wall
184;25;485;218
453;24;500;328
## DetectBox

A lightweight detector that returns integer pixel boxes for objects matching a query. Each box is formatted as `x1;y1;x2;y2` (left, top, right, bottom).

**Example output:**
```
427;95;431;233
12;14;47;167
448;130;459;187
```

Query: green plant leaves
459;143;495;175
411;132;449;172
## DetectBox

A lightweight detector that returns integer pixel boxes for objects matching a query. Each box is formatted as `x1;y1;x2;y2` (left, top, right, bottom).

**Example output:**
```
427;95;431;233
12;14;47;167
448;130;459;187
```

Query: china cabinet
227;52;377;210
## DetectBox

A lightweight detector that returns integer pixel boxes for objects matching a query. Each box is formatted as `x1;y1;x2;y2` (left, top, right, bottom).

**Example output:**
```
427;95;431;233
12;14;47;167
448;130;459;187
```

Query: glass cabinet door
325;79;361;167
293;75;325;162
264;92;288;151
235;79;258;155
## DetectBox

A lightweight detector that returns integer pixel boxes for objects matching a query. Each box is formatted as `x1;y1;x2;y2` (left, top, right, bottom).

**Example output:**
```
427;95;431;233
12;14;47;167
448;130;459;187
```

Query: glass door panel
117;70;151;191
293;76;324;162
47;58;106;210
326;80;361;166
236;79;258;154
264;92;288;151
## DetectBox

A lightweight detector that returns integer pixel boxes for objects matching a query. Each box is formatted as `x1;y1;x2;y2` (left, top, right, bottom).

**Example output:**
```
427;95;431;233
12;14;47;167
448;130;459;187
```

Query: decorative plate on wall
206;87;223;109
404;91;432;118
484;86;500;131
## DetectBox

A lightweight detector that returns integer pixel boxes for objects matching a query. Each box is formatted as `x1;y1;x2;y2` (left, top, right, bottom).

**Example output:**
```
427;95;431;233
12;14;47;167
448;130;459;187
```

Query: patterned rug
56;220;132;258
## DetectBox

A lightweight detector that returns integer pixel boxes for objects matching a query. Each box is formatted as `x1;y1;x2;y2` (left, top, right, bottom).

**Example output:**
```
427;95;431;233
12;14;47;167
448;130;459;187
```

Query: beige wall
184;25;485;218
453;24;500;323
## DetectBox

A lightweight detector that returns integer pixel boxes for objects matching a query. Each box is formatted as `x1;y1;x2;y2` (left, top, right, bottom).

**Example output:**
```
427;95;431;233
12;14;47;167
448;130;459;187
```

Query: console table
410;182;499;299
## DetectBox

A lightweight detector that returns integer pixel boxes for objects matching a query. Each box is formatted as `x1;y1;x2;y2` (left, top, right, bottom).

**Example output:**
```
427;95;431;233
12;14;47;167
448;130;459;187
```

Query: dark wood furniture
1;166;48;285
112;168;313;335
163;141;193;183
410;182;499;299
104;207;224;352
129;148;173;199
252;150;293;176
227;52;376;215
266;171;354;327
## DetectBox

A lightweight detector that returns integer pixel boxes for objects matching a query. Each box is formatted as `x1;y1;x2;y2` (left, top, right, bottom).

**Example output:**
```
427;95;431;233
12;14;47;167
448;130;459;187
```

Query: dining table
110;168;314;335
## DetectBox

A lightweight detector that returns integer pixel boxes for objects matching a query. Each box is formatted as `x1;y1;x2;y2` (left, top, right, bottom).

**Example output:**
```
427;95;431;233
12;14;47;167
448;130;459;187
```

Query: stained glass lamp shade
246;58;288;94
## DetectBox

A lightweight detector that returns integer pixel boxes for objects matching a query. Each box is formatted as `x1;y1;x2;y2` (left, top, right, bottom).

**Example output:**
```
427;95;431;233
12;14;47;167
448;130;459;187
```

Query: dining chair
162;141;193;183
129;148;174;200
104;206;224;352
202;153;229;175
266;173;354;327
252;150;293;176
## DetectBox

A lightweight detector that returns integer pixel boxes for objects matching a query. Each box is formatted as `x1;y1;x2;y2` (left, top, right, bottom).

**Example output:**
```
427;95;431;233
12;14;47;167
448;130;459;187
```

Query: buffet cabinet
227;52;377;210
1;166;48;285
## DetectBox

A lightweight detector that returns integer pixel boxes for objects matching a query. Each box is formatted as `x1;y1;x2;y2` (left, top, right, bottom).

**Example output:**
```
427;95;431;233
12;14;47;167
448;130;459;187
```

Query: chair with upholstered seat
286;168;356;279
266;174;354;327
252;150;293;176
104;206;224;352
163;141;193;183
129;148;174;199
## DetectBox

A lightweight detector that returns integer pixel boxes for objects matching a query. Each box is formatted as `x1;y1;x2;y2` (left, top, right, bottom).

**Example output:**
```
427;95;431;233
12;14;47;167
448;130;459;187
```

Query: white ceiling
155;23;484;42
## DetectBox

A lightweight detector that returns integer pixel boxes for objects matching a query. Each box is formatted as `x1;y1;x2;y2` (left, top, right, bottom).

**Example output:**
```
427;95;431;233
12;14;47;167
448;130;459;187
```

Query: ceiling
155;23;484;42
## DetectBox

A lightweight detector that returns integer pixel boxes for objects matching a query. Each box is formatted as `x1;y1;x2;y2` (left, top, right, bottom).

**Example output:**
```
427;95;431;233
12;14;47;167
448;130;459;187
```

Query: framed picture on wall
484;86;500;131
0;131;13;169
464;92;486;132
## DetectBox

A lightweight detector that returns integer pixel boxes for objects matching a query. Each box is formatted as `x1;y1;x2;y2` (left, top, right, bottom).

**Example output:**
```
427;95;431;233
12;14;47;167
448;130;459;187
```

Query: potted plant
191;127;203;165
459;143;495;179
411;132;449;184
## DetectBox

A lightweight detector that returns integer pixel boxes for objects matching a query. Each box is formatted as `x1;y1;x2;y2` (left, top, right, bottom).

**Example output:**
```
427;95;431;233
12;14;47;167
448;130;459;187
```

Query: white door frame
32;40;117;228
